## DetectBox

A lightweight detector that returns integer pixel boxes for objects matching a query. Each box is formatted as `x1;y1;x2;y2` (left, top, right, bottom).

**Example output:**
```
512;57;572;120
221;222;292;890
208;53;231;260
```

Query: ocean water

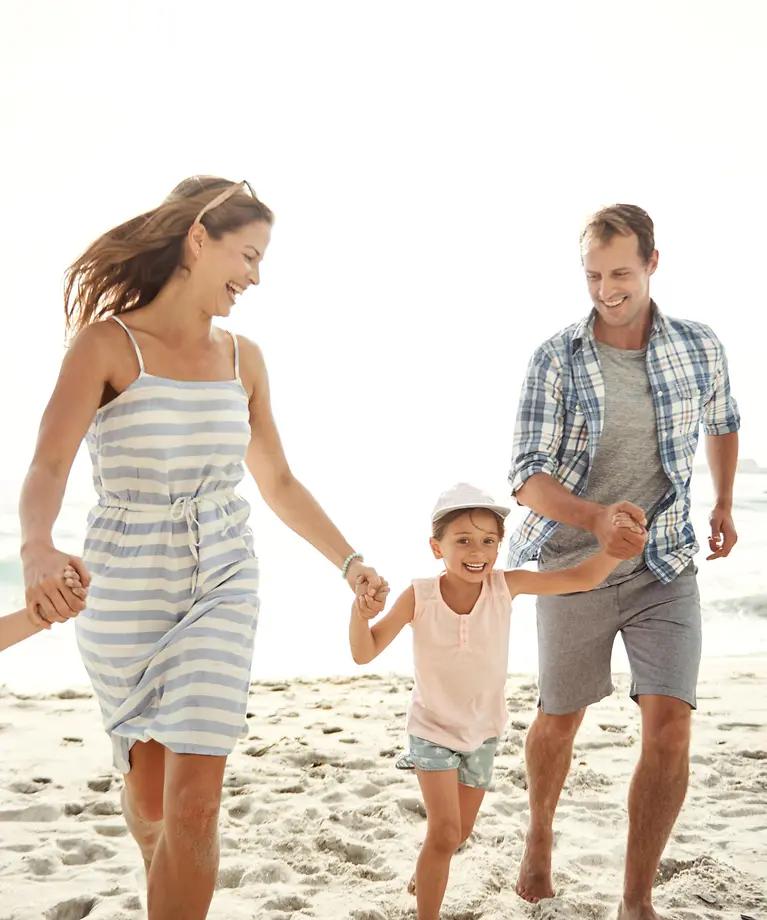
0;469;765;694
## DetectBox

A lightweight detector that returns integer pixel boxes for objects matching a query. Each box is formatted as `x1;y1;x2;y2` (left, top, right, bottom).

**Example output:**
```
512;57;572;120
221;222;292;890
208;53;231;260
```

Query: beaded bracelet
341;552;364;579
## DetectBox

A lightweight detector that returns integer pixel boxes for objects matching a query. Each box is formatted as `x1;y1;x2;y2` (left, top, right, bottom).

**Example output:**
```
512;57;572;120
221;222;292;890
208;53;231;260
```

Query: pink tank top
407;570;512;752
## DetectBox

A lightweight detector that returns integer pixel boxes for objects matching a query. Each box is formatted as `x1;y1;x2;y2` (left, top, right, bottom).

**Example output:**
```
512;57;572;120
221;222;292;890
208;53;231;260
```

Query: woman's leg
414;769;462;920
122;739;165;876
147;750;227;920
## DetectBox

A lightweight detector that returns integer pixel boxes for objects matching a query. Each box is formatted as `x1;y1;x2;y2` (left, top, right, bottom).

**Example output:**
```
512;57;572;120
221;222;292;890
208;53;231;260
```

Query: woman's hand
347;562;389;618
22;544;91;629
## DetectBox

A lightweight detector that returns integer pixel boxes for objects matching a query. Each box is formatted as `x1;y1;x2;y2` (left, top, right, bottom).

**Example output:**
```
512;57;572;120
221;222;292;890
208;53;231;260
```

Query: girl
0;567;86;652
19;176;388;920
349;482;645;920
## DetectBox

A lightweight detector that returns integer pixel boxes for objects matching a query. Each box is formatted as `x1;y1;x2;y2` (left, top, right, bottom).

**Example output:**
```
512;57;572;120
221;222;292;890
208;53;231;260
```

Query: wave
707;594;767;619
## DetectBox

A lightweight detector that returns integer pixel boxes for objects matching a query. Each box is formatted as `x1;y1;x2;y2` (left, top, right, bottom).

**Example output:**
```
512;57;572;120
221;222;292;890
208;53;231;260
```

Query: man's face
583;232;658;331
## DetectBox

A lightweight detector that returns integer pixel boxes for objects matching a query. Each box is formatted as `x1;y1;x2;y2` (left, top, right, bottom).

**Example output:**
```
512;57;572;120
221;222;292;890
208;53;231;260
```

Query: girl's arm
505;512;647;599
240;336;386;609
0;609;44;652
1;568;87;652
349;587;415;665
505;551;622;599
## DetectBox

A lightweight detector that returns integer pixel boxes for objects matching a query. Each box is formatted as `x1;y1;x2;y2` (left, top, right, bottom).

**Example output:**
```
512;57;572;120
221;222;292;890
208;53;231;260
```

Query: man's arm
511;346;646;560
701;336;740;560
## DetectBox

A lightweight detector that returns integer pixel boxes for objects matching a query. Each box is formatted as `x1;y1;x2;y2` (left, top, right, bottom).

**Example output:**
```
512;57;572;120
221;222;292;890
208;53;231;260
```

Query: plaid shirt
507;305;740;583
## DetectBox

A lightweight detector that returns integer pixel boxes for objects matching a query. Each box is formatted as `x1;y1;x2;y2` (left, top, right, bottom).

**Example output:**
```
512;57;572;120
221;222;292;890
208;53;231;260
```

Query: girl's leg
122;740;165;876
414;769;462;920
147;750;227;920
408;781;486;896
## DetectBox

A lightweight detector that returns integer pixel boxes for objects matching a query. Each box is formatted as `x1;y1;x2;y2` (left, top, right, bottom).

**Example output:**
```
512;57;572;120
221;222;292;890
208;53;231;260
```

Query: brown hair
432;508;505;541
64;176;274;337
579;204;655;265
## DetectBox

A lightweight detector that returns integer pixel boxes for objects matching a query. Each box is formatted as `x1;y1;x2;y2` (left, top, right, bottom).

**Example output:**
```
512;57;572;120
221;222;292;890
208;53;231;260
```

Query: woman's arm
349;587;415;665
20;324;110;625
240;336;386;605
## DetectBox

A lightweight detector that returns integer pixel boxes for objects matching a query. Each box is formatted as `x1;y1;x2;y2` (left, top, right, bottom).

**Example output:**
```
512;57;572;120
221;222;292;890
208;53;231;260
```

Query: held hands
22;546;91;629
346;561;389;619
595;502;648;560
33;565;88;630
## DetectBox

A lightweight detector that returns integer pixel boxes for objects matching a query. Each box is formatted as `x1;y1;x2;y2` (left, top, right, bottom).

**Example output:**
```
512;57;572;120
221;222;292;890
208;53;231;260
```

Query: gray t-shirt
539;342;672;585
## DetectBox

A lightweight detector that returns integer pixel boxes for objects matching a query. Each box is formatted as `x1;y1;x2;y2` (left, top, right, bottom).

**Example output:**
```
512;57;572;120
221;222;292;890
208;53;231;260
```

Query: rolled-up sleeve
702;338;740;436
509;346;564;499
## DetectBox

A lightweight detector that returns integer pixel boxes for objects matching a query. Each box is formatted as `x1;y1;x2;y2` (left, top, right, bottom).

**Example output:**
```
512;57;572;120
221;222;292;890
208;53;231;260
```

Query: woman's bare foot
617;899;660;919
407;873;416;895
515;827;555;903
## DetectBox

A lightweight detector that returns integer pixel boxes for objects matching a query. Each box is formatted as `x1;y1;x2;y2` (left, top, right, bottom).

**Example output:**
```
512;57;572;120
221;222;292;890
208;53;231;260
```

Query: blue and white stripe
76;318;259;772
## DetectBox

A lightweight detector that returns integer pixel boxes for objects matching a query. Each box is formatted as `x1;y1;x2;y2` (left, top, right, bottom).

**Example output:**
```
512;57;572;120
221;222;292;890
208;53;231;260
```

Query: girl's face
430;509;502;583
188;220;272;318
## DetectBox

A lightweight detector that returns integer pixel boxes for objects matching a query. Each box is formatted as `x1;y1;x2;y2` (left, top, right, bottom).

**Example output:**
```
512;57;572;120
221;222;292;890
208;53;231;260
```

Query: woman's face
190;220;272;317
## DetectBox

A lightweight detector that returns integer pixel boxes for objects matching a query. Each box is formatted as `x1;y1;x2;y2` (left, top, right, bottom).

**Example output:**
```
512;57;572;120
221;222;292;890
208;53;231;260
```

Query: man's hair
580;204;655;264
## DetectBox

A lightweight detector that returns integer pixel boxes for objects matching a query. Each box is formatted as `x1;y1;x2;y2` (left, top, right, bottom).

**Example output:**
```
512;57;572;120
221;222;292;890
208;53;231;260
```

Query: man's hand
707;503;737;560
593;502;648;559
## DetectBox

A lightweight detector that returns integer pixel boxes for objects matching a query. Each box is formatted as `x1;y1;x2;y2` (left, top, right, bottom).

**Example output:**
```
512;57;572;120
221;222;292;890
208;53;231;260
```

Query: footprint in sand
43;895;98;920
263;894;310;912
93;822;128;838
350;909;387;920
25;852;60;876
316;830;374;865
0;803;60;822
84;799;121;816
86;777;113;793
9;779;47;794
216;864;247;889
57;837;117;865
241;861;294;884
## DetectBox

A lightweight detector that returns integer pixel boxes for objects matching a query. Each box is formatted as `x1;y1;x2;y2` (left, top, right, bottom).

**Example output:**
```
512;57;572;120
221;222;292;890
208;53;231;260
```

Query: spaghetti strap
230;332;240;380
111;315;145;374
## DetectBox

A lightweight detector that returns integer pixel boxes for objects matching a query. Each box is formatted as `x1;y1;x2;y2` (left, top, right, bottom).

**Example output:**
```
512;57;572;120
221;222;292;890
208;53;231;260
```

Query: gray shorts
395;735;499;789
536;565;701;714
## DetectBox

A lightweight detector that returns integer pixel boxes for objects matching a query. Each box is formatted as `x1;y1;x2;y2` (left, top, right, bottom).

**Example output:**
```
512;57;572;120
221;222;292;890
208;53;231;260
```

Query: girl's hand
348;563;389;618
63;566;88;602
22;546;91;629
612;511;646;535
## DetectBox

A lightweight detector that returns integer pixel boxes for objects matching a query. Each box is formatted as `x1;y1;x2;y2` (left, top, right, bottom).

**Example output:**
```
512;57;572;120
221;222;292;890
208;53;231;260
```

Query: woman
18;176;388;920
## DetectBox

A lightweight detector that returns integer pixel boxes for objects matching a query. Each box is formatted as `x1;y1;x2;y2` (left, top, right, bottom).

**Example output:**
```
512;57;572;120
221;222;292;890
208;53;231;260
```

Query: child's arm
505;511;647;599
505;552;621;598
1;566;87;653
349;587;415;665
0;609;45;652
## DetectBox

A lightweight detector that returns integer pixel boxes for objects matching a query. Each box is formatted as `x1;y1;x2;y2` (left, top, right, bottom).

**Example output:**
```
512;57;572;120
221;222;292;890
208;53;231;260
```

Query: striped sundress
75;316;260;773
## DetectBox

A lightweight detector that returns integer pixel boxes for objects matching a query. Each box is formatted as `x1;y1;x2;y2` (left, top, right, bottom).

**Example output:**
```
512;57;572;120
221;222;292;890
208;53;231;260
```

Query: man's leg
618;696;691;920
516;585;619;903
618;567;701;920
515;708;585;903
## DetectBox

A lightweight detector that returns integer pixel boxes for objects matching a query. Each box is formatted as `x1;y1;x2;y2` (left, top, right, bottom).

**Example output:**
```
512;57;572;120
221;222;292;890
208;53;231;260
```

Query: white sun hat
431;483;511;523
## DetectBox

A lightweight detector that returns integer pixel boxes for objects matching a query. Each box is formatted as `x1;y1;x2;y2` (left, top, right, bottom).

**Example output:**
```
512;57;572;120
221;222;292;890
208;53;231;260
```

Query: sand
0;658;765;920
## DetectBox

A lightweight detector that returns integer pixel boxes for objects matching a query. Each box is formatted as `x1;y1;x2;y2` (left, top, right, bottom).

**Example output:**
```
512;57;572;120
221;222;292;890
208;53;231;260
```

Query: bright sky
1;0;765;578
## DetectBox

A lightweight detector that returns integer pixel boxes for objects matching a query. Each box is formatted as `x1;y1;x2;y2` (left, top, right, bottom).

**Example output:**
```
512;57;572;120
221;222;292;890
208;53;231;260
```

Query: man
507;204;739;920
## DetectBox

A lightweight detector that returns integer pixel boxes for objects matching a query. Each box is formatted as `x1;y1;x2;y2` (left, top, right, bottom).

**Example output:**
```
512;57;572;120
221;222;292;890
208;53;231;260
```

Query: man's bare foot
617;900;660;919
515;827;554;903
407;873;416;895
